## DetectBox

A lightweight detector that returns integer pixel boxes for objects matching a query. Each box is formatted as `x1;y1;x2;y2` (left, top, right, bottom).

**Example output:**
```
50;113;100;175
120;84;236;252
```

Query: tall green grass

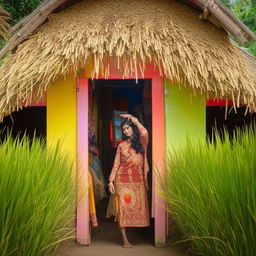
0;136;76;256
163;128;256;256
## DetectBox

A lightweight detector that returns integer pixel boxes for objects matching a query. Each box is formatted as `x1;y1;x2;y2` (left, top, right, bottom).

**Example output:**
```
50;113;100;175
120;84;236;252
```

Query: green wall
164;80;206;152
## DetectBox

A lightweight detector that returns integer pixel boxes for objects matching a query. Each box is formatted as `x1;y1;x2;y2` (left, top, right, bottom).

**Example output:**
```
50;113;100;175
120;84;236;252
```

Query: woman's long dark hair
121;119;145;155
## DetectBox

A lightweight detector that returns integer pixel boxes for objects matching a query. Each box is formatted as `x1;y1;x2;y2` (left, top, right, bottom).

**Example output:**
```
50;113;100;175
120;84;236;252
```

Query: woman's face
122;124;134;138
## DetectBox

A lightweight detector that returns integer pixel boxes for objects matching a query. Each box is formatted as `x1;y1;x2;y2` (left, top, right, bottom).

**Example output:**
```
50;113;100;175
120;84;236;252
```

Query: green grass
163;127;256;256
0;136;76;256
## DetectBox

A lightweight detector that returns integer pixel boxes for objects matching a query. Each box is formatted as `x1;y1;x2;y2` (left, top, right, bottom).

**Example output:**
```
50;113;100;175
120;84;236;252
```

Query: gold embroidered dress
109;121;149;228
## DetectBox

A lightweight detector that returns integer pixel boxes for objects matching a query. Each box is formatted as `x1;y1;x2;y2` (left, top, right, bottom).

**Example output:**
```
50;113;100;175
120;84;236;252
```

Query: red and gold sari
109;122;149;228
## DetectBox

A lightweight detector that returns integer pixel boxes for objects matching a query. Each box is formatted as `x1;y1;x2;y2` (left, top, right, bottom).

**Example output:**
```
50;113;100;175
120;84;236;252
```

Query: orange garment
89;171;98;227
109;122;149;228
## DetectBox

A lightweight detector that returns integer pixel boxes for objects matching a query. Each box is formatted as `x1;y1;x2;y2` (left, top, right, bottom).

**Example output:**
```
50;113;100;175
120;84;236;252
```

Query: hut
0;0;255;247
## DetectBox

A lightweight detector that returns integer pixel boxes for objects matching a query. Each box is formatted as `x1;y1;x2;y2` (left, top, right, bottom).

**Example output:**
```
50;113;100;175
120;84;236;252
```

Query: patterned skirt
115;182;149;228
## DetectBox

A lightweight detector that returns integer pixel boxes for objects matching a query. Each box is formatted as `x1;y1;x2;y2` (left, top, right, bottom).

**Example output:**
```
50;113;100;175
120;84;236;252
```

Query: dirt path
56;221;189;256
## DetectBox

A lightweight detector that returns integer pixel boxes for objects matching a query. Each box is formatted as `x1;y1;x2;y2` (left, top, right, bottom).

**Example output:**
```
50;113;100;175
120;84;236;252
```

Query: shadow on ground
55;220;194;256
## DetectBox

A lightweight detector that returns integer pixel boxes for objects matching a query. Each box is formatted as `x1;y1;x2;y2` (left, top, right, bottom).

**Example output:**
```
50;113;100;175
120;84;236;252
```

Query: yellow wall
47;73;77;161
164;80;206;151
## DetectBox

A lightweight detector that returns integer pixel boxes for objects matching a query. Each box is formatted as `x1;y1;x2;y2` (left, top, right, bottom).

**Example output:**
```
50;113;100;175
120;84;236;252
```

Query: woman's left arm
133;118;148;148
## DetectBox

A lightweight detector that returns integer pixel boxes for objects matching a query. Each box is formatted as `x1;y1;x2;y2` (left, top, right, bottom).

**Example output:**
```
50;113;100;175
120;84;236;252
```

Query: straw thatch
0;7;10;40
2;0;255;60
238;47;256;75
0;0;255;120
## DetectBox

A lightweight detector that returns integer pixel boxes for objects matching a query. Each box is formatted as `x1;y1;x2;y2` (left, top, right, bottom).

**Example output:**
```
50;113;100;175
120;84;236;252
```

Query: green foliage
0;39;5;49
162;127;256;256
0;136;76;256
233;1;256;33
221;0;233;8
243;39;256;56
0;0;43;25
232;0;256;55
221;0;256;56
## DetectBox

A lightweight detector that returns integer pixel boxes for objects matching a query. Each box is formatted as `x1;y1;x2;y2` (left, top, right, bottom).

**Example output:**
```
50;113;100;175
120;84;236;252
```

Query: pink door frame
76;64;167;246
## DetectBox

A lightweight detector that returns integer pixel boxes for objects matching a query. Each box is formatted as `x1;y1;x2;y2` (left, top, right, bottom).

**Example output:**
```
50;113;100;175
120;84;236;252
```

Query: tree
0;7;10;40
0;0;42;25
221;0;256;56
0;7;10;49
0;0;42;50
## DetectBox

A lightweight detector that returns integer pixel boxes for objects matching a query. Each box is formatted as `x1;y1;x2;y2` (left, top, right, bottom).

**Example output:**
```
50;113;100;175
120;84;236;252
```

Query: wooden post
152;75;166;247
76;77;90;245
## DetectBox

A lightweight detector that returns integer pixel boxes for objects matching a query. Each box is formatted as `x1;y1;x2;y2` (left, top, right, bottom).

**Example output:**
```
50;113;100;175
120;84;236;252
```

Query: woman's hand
108;182;116;194
120;114;138;124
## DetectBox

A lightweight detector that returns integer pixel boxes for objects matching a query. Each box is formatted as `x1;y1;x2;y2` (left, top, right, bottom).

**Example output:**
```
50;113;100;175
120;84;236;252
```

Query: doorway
76;66;166;246
89;79;154;243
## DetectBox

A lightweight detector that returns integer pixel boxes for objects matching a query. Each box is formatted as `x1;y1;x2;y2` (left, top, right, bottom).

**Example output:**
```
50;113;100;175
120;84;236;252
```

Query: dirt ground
56;221;191;256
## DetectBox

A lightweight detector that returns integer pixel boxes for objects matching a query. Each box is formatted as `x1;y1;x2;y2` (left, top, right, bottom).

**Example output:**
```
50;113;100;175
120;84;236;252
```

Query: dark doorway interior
206;106;256;142
0;107;46;142
89;79;154;243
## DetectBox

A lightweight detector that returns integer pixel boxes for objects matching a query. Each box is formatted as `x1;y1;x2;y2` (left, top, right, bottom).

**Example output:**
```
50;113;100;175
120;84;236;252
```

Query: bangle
133;118;138;125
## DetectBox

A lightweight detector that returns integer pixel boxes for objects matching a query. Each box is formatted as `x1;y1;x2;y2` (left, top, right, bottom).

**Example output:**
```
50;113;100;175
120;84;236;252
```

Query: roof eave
0;0;255;60
203;0;255;43
0;0;68;60
181;0;255;42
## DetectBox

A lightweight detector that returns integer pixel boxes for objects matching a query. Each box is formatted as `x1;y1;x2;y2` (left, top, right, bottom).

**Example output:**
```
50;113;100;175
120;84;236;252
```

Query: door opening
88;79;154;244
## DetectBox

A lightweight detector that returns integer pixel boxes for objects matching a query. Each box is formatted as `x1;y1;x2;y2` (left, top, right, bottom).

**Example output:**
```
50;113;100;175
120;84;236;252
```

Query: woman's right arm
109;144;121;183
108;145;121;194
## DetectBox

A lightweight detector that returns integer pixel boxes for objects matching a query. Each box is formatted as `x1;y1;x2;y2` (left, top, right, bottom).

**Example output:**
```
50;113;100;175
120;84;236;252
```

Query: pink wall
76;78;90;244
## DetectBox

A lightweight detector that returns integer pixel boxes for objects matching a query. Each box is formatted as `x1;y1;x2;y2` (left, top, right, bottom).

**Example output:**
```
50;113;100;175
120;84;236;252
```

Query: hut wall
164;80;206;151
46;73;79;238
46;73;77;159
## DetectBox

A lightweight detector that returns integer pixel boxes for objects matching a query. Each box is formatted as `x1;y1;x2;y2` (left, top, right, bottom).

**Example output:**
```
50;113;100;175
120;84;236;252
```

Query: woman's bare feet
120;228;132;248
122;240;133;248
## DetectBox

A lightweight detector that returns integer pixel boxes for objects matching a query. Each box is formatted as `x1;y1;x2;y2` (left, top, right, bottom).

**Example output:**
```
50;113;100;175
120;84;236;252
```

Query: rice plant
163;127;256;256
0;136;76;256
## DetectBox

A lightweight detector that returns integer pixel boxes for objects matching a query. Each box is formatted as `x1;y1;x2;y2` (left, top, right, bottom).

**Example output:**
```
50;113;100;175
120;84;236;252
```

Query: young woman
108;114;149;248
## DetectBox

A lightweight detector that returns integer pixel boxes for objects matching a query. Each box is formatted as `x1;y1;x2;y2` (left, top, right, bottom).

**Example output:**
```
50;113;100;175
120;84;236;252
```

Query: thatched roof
2;0;255;58
0;7;10;40
0;0;255;120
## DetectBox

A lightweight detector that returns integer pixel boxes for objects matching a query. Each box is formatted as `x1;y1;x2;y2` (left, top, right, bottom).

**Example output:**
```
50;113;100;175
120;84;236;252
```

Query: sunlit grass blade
0;135;76;256
162;126;256;256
